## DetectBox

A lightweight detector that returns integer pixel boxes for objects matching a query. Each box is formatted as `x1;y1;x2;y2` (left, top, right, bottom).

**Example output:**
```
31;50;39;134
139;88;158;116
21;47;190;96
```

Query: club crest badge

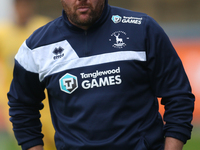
109;31;129;49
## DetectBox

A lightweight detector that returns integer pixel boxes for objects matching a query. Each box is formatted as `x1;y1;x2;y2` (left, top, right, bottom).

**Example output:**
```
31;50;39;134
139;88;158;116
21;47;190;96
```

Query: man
7;0;195;150
0;0;55;149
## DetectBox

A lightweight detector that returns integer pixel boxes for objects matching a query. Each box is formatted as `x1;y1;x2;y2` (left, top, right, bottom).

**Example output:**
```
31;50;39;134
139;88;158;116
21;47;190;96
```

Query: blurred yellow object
0;15;56;150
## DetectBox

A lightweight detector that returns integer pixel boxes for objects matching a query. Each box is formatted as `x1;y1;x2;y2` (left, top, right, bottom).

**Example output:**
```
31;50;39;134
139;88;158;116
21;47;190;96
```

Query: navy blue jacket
8;1;194;149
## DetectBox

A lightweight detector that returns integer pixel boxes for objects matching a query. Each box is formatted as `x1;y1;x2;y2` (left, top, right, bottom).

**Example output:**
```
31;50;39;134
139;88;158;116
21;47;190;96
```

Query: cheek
62;3;73;13
98;0;105;6
94;1;104;13
91;0;102;7
62;1;74;9
95;1;104;9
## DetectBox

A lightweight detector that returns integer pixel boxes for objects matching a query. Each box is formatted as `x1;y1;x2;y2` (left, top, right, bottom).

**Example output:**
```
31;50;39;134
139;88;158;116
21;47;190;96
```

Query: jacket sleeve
145;16;195;144
7;42;46;150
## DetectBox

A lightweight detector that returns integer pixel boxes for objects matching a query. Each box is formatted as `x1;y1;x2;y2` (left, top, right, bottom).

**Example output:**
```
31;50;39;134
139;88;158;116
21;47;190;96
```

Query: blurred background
0;0;199;149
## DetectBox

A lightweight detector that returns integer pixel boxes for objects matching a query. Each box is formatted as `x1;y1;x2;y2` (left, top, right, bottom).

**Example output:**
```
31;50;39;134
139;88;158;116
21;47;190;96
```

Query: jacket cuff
21;138;44;150
165;132;189;144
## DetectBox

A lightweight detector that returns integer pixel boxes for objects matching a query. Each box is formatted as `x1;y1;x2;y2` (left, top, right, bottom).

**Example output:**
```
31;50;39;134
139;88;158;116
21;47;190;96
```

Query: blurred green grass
183;125;200;150
0;131;20;150
0;126;200;150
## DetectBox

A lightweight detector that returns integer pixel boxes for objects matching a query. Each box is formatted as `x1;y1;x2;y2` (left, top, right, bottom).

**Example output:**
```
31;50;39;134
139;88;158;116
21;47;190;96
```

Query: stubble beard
62;2;104;28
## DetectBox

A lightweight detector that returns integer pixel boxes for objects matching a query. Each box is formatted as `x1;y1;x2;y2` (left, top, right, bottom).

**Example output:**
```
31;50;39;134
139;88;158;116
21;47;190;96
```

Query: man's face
61;0;105;30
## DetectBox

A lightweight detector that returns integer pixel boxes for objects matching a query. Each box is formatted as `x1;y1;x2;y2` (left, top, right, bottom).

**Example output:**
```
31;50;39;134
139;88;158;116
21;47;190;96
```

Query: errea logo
59;73;78;94
53;47;65;60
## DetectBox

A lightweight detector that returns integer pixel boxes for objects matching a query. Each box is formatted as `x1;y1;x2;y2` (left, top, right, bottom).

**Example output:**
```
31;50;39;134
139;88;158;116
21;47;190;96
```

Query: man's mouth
77;6;90;13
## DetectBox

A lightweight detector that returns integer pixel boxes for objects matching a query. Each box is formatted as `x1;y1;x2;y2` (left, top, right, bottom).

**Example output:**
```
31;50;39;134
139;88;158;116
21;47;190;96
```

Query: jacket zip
84;30;88;56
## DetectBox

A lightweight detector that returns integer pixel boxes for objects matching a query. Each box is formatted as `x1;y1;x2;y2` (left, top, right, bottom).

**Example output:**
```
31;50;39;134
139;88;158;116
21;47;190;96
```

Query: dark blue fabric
8;0;194;149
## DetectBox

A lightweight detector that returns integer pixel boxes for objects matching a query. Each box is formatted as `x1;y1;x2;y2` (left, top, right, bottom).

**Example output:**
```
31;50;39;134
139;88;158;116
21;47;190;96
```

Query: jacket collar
62;0;110;31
